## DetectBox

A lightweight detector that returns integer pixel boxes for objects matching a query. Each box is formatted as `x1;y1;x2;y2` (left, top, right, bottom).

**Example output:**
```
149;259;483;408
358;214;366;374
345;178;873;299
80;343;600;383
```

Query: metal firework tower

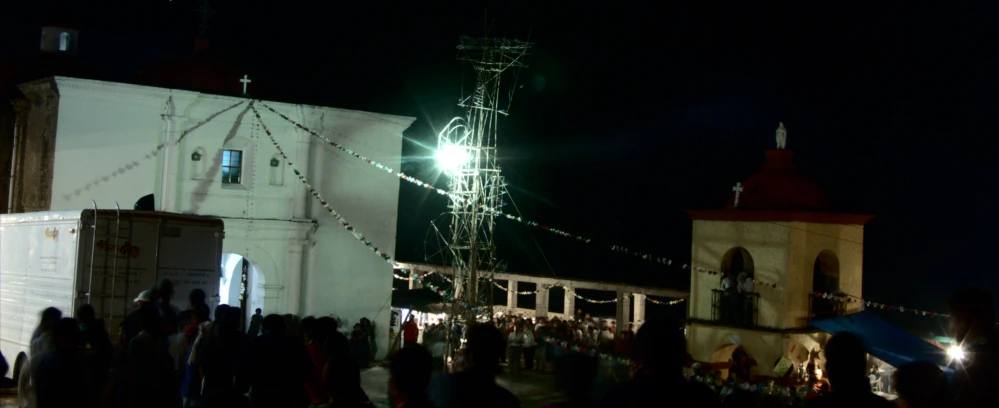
438;34;531;345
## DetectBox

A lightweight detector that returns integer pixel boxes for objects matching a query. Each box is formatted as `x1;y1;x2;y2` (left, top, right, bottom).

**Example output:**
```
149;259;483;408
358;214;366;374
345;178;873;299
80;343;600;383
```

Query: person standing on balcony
737;272;755;325
719;273;735;323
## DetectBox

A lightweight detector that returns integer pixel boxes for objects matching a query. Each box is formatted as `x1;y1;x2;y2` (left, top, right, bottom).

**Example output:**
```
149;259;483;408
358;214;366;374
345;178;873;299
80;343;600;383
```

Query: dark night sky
1;1;994;330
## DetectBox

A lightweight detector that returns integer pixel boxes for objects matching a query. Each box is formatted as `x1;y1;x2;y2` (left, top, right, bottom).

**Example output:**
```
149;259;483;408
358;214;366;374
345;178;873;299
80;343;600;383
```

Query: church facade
4;76;414;357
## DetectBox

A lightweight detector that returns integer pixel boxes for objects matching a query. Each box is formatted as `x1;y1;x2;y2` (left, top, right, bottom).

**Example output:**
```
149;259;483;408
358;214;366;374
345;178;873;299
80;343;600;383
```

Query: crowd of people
4;283;999;408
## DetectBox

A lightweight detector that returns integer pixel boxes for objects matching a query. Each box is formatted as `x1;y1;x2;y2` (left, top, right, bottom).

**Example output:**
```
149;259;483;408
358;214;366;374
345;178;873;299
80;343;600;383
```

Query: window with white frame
221;150;243;184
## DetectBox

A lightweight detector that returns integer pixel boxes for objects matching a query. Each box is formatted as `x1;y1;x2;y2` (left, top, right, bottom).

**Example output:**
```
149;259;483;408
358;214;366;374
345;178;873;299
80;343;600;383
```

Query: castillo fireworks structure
435;34;531;363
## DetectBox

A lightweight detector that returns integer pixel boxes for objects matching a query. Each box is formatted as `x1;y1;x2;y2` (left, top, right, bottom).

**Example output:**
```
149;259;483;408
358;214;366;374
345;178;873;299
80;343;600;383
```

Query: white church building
1;26;415;357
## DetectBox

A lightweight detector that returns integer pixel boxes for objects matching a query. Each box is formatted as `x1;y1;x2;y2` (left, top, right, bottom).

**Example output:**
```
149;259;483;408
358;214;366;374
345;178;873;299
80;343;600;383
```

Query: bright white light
948;345;966;361
435;144;471;173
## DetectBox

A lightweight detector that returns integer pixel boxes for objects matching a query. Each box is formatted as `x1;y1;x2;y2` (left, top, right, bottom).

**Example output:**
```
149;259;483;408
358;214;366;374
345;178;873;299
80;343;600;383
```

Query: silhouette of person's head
463;323;506;375
52;318;82;349
262;314;286;335
947;287;996;343
155;279;174;301
894;361;950;408
76;304;96;324
389;344;433;401
39;307;63;333
631;319;686;377
139;305;161;335
823;332;867;388
188;288;206;308
255;308;262;315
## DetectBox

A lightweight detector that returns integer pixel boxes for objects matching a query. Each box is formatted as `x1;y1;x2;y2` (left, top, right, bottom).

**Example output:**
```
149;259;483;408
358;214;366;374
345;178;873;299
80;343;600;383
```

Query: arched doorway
220;253;265;330
811;250;840;318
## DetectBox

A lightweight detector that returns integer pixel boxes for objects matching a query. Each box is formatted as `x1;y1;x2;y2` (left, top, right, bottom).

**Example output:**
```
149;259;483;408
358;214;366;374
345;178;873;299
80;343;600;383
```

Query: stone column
535;287;549;318
632;294;647;332
616;291;631;328
263;284;285;314
507;280;518;312
16;79;59;212
284;240;306;315
564;287;576;320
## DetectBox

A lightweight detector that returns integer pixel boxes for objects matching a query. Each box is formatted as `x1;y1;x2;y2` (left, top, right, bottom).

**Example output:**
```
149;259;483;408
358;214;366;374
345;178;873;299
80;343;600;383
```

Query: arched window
190;148;207;180
721;247;755;279
812;250;842;319
268;154;284;186
812;250;840;294
58;32;70;51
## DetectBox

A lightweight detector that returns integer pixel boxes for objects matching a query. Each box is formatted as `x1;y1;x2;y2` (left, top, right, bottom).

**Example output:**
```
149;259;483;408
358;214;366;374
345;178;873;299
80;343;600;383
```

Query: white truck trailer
0;209;224;371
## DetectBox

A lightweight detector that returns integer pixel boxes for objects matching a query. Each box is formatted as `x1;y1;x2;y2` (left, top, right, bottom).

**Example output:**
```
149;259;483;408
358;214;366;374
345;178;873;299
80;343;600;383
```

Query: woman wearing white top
507;325;524;375
522;326;536;371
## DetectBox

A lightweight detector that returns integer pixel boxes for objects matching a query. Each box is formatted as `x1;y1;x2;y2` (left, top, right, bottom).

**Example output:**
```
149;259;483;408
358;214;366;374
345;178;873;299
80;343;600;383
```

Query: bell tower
683;123;874;377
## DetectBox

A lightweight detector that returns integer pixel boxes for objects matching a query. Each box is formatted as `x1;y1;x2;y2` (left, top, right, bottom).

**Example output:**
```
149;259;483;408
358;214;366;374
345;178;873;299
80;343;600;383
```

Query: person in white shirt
738;272;754;294
522;326;537;371
507;325;524;375
720;273;734;292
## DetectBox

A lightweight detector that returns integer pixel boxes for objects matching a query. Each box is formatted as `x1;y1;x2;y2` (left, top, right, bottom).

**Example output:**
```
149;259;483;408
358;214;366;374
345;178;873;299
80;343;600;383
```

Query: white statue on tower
776;122;787;149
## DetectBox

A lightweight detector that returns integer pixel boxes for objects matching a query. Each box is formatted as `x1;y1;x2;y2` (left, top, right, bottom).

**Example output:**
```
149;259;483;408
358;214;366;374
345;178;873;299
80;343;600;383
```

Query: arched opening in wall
268;154;284;186
811;250;841;319
58;32;70;51
190;148;207;180
219;253;266;331
721;247;755;280
716;248;757;325
708;343;757;381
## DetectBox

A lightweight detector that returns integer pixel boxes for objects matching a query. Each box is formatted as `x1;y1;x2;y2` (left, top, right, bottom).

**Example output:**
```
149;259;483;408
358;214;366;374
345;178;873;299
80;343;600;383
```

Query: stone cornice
18;78;59;101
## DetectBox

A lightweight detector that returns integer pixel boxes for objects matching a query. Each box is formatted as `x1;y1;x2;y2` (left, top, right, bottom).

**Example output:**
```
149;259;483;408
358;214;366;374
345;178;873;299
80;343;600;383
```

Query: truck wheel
12;352;27;382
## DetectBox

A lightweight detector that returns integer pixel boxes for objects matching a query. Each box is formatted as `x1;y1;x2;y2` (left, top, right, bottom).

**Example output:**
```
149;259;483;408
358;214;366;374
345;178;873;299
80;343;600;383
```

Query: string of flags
811;292;948;318
61;100;246;201
257;103;774;290
250;104;396;267
256;103;940;322
610;246;782;290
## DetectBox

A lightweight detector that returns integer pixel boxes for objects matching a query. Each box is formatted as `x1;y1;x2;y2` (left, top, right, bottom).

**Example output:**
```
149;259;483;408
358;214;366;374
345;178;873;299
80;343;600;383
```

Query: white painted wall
45;77;414;358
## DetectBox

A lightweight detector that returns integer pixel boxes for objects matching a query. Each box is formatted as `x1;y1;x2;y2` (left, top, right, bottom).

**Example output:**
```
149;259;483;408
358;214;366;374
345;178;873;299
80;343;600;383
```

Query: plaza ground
361;366;563;408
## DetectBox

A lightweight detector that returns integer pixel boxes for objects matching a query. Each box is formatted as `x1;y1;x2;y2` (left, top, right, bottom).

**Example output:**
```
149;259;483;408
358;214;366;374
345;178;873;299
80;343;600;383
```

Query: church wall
35;78;415;353
47;83;162;211
785;222;865;327
690;220;790;328
299;108;410;360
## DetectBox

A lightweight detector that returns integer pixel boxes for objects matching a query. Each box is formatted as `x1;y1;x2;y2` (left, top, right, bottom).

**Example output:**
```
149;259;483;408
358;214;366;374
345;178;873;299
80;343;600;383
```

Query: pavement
360;366;563;408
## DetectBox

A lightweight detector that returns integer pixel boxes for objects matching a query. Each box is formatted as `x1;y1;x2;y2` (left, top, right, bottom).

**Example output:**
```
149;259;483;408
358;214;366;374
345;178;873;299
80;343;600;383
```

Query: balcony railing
710;289;760;327
809;293;848;321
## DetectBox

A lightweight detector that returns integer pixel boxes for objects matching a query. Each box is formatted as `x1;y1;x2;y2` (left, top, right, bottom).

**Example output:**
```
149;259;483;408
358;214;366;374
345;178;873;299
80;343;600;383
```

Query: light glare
947;345;965;361
436;144;471;173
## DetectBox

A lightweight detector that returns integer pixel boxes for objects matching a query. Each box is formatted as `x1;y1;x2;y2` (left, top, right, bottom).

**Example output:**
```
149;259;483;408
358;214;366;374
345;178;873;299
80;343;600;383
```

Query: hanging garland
811;292;948;318
62;100;246;201
257;103;778;290
257;104;945;320
250;103;394;265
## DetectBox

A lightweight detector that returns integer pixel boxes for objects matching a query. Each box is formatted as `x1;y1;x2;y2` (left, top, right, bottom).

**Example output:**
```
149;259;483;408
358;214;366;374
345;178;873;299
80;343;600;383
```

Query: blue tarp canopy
812;311;950;369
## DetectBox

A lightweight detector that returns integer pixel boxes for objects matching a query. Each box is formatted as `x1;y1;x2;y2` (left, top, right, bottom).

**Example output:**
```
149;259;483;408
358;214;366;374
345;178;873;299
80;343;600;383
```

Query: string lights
61;100;246;201
254;105;946;320
257;103;778;290
811;292;948;318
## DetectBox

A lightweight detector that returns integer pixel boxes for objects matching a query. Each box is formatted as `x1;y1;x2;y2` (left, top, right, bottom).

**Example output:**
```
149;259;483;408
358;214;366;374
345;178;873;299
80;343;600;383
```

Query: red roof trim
684;210;874;225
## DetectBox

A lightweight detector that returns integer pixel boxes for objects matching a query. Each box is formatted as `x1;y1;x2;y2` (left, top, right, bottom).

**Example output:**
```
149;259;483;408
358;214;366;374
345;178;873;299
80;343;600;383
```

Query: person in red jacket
402;315;420;349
